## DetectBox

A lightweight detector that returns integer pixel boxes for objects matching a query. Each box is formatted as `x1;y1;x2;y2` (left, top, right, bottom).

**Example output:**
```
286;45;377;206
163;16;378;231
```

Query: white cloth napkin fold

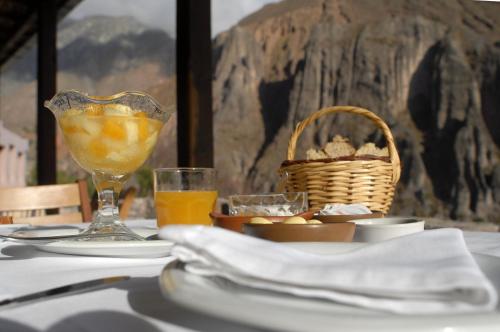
160;226;498;314
318;203;372;215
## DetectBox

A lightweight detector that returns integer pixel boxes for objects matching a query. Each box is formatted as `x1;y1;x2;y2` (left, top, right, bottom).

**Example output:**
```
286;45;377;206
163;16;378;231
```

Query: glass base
76;219;145;241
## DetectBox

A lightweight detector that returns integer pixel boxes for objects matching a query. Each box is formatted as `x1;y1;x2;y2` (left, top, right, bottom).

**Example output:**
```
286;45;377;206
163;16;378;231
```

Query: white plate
10;226;157;239
159;242;500;332
34;239;173;258
0;223;31;231
9;225;171;258
0;224;32;239
353;217;425;242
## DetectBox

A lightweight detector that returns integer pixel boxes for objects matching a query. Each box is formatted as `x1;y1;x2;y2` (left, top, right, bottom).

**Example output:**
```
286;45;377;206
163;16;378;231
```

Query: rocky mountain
3;16;174;84
213;0;500;222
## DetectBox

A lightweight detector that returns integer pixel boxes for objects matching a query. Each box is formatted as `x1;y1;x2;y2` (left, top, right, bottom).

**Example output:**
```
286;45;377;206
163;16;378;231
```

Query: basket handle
287;106;401;184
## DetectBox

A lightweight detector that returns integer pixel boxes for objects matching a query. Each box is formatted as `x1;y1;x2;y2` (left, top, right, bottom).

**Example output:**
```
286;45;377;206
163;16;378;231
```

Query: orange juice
155;191;217;226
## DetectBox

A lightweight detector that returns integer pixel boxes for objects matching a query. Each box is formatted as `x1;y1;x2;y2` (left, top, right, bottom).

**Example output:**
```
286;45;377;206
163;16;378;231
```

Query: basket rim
285;106;401;185
280;155;391;167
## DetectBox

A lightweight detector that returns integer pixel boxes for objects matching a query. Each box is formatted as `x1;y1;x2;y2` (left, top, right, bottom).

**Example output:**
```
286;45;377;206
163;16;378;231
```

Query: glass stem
79;172;143;240
93;173;126;224
98;188;120;221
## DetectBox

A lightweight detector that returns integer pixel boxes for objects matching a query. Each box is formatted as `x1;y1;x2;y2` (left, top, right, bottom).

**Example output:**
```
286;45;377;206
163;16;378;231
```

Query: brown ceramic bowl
210;210;315;233
242;222;355;242
316;212;384;223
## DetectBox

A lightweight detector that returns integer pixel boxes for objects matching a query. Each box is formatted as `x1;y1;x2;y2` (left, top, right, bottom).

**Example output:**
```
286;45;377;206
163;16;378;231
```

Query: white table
1;220;499;332
0;220;262;332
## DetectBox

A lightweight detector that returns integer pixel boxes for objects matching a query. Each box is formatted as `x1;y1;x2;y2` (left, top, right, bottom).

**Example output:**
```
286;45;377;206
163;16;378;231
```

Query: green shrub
27;166;37;186
136;166;153;197
57;170;76;184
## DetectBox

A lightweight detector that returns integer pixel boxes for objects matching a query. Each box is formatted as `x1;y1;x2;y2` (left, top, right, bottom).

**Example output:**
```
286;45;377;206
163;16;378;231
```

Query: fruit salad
59;103;162;175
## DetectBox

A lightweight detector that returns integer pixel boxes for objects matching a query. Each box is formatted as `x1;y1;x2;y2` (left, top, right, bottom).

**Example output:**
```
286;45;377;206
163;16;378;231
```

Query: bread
306;148;328;160
355;142;389;157
324;135;356;158
305;135;388;161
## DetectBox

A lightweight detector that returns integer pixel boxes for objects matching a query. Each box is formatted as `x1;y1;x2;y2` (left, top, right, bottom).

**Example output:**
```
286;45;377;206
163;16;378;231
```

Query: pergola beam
36;0;57;185
176;0;214;167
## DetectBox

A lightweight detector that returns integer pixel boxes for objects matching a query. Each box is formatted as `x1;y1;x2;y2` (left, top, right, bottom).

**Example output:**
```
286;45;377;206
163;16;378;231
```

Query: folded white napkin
160;226;498;314
318;203;371;215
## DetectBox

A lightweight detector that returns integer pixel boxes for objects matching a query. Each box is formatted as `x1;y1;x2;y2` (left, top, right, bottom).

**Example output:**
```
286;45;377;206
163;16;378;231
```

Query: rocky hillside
213;0;500;222
3;16;174;84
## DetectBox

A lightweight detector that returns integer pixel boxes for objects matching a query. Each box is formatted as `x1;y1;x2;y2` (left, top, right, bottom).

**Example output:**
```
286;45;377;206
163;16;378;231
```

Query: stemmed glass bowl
45;90;172;241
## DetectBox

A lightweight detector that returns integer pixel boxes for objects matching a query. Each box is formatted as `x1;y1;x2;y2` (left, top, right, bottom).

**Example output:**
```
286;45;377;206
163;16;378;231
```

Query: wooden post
176;0;213;167
37;0;57;185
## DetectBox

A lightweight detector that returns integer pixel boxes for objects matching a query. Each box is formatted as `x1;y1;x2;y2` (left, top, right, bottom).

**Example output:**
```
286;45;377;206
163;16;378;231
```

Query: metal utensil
0;275;130;309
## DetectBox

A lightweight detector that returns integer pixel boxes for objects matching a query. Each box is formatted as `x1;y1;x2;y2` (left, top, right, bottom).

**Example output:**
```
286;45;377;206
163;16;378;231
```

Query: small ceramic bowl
210;211;315;233
242;222;355;242
316;212;384;223
353;217;425;242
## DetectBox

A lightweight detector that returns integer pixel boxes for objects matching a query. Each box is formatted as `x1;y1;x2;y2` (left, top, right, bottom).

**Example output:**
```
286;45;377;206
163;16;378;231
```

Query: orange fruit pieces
62;124;87;134
135;111;149;141
102;119;126;140
88;139;107;158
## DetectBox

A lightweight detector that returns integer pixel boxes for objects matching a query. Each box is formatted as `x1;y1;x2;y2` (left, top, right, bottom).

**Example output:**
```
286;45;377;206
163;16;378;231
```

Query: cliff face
213;0;500;221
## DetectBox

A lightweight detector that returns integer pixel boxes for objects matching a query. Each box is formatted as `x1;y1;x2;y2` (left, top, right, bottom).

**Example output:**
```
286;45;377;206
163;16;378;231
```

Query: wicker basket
279;106;401;214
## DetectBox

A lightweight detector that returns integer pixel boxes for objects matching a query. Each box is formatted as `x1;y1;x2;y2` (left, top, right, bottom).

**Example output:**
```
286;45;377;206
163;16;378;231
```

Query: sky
68;0;281;37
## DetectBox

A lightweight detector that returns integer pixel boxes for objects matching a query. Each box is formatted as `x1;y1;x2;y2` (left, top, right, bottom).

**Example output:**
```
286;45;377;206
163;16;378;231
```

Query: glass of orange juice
154;168;217;227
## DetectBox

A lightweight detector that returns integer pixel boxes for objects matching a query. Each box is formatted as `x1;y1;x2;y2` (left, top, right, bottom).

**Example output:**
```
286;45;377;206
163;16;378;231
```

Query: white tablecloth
0;220;499;332
0;220;260;332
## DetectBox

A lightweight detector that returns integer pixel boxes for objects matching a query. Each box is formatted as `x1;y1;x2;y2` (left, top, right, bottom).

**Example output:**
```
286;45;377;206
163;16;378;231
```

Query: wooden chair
119;186;137;220
0;180;92;225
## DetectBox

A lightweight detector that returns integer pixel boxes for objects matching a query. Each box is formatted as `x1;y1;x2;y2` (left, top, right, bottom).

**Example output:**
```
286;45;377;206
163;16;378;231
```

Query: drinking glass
154;168;217;227
45;90;173;241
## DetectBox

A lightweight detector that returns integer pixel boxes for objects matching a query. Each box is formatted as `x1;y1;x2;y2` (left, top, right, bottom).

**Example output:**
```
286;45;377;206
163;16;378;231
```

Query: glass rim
45;89;164;110
228;192;307;199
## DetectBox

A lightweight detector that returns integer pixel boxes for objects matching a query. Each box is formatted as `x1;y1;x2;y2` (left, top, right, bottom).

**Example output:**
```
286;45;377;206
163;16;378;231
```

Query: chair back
119;187;137;220
0;180;92;225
